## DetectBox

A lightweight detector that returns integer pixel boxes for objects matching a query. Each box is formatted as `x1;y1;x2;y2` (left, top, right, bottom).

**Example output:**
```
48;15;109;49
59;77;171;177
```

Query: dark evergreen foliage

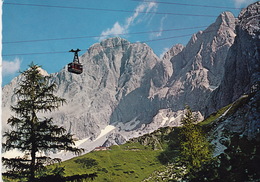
74;158;99;169
35;167;97;182
179;106;213;173
157;127;181;164
157;106;214;180
2;64;84;181
190;134;260;181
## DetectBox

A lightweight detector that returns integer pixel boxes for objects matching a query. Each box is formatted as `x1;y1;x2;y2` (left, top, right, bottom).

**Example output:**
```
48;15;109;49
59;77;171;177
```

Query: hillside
2;89;259;181
49;142;164;182
45;90;259;181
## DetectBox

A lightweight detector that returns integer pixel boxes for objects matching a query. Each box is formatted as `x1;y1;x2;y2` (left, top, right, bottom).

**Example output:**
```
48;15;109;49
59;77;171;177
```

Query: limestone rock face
102;133;127;147
149;44;184;97
150;12;236;113
161;44;184;78
210;90;260;157
51;37;160;139
209;2;260;114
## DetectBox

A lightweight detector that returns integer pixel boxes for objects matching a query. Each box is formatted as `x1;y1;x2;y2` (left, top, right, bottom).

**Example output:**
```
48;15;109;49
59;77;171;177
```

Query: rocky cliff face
50;37;160;139
150;11;236;113
204;2;260;161
208;2;260;115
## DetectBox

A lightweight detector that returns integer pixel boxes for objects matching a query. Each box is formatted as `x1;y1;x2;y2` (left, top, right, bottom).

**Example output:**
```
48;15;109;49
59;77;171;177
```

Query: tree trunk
29;147;36;182
29;113;37;182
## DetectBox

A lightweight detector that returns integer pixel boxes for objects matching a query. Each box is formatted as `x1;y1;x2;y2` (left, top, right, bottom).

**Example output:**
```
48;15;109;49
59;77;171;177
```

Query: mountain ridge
2;2;259;160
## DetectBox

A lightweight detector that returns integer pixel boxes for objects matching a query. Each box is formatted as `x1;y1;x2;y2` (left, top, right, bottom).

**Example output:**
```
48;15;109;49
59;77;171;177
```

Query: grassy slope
199;104;231;126
57;142;164;182
199;94;250;127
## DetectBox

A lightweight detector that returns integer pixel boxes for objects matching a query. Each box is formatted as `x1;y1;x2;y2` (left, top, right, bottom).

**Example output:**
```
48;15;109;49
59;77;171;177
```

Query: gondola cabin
68;62;83;74
68;48;83;74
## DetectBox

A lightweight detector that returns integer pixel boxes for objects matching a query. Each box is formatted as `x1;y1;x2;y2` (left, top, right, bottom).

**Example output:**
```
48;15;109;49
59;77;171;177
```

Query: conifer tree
2;64;83;181
179;106;213;175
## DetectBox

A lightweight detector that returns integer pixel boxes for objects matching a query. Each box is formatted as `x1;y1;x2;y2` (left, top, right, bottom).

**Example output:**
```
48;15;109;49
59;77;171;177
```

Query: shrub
74;158;98;169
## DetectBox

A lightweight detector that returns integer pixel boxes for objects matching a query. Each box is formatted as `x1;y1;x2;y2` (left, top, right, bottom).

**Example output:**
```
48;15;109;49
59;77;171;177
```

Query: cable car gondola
68;49;83;74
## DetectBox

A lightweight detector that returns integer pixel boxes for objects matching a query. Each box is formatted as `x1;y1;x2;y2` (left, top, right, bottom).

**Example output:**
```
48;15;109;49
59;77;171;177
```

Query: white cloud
146;2;157;13
160;47;170;59
233;0;255;8
99;2;158;41
126;3;146;27
99;22;126;41
2;58;21;76
151;15;167;38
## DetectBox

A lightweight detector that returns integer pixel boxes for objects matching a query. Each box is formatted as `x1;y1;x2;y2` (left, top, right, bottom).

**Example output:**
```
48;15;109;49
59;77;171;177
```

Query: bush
98;168;108;173
74;158;98;169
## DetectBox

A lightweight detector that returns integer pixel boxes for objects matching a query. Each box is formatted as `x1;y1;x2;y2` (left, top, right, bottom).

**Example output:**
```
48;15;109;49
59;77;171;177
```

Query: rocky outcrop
102;133;127;147
151;11;236;113
209;2;260;115
149;44;184;98
161;44;184;79
50;37;160;139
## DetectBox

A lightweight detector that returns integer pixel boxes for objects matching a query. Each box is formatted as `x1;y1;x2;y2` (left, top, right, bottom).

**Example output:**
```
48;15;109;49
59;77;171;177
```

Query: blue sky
2;0;258;86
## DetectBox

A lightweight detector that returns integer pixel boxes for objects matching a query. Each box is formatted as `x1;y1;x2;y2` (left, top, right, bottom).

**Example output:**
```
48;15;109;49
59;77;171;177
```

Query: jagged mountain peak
207;2;260;115
162;44;184;61
238;1;260;37
216;11;236;27
198;11;236;44
101;36;126;43
98;37;149;47
186;11;236;52
239;1;260;20
87;37;152;54
83;37;158;75
99;37;129;48
86;37;129;57
160;10;237;113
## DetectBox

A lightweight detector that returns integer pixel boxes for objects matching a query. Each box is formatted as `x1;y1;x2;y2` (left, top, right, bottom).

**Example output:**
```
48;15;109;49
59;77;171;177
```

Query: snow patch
74;138;89;147
169;114;183;125
209;85;218;90
94;125;116;141
160;113;168;126
37;68;49;76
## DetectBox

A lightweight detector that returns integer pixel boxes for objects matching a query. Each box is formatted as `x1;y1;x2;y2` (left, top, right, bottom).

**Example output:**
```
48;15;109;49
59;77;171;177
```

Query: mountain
208;2;260;115
208;1;260;144
2;38;162;156
144;11;236;130
2;2;259;160
158;11;236;112
49;37;159;139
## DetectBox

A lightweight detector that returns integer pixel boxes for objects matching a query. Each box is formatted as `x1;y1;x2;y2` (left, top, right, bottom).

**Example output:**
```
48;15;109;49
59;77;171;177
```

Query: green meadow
56;142;164;181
